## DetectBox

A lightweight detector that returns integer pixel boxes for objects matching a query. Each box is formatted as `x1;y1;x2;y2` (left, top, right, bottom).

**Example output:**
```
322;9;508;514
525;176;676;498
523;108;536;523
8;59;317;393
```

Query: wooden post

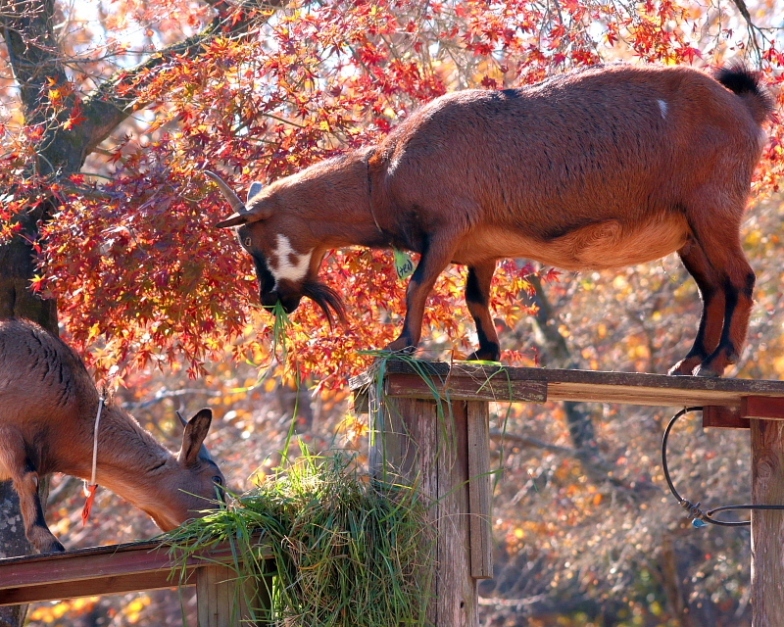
369;384;493;626
751;419;784;627
196;560;274;627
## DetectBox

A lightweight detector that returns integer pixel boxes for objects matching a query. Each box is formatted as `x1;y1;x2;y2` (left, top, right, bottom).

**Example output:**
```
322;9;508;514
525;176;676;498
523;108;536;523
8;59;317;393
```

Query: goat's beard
301;279;347;327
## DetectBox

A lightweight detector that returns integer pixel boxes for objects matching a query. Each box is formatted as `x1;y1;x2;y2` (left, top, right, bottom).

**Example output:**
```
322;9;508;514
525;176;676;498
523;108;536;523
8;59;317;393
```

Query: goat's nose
260;291;280;309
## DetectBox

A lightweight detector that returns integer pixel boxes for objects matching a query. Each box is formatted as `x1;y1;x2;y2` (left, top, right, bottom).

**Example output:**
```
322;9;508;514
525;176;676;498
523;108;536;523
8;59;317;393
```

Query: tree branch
0;0;290;174
79;0;289;156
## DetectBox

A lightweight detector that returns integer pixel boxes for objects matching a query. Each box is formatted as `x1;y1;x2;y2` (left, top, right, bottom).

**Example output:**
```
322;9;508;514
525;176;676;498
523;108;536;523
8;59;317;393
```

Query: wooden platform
351;361;784;414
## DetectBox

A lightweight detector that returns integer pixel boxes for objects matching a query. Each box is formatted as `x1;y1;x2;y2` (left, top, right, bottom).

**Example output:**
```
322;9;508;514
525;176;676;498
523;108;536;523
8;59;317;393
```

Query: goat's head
207;171;346;325
144;408;225;531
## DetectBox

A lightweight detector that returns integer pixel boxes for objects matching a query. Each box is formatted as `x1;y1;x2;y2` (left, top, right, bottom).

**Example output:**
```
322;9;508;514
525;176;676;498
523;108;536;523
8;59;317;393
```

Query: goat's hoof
694;364;722;378
34;537;66;554
382;342;416;357
466;350;501;362
668;357;701;376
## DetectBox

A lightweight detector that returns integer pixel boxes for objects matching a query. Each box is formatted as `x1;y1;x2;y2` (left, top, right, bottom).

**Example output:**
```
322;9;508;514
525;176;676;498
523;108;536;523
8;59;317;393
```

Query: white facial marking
270;234;311;286
657;99;668;119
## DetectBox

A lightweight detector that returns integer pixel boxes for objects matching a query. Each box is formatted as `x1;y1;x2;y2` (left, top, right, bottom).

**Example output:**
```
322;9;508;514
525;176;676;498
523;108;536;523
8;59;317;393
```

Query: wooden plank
370;395;478;626
0;570;192;606
742;396;784;420
0;540;271;608
351;361;784;409
437;400;479;626
751;420;784;627
702;406;750;430
0;541;172;591
467;402;493;580
198;564;235;627
384;373;547;404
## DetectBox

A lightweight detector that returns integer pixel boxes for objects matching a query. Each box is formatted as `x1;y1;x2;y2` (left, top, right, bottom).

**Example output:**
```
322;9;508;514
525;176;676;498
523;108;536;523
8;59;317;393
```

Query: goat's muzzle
261;289;301;314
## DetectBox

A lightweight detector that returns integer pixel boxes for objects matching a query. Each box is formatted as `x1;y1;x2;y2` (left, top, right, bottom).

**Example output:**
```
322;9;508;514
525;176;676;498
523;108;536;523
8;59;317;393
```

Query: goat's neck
283;147;389;249
63;403;173;499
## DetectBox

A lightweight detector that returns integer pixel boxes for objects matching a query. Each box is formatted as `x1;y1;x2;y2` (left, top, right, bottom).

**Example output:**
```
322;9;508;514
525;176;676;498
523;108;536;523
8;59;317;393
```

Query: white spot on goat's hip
657;99;668;119
270;234;311;285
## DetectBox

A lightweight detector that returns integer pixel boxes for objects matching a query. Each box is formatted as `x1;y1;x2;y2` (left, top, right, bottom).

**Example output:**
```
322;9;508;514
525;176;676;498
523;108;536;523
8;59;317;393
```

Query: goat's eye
243;237;252;249
213;476;223;485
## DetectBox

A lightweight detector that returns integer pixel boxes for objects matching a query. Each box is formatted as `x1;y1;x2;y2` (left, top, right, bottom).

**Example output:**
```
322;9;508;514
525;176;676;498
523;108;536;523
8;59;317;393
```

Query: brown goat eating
0;318;225;554
209;63;774;377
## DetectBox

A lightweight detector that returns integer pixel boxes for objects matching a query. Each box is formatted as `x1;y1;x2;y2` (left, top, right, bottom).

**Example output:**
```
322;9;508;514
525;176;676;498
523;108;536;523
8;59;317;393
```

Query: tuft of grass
165;449;434;626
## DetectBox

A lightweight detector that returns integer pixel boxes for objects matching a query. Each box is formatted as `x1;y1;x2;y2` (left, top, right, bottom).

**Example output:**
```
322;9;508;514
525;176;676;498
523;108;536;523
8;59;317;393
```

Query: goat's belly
458;217;688;270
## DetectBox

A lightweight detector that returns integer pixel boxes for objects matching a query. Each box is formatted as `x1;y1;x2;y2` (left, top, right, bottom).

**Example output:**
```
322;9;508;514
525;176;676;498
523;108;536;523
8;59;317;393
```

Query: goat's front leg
465;261;501;361
385;234;458;355
0;428;65;553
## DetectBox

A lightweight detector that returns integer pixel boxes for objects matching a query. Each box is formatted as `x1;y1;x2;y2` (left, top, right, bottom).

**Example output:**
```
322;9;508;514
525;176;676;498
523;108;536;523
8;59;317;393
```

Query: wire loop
661;406;784;528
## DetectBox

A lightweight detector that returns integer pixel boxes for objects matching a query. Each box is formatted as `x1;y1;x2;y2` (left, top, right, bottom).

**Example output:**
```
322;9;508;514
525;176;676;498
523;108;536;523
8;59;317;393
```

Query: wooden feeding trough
3;361;784;625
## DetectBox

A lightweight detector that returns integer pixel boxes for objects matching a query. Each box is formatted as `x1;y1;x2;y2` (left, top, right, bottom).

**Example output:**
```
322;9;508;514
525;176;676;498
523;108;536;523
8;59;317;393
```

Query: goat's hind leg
0;427;65;553
669;238;726;376
673;206;754;377
464;261;501;361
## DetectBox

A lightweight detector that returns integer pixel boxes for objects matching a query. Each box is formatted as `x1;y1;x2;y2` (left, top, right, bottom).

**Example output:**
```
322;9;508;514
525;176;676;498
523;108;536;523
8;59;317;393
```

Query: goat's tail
715;64;775;126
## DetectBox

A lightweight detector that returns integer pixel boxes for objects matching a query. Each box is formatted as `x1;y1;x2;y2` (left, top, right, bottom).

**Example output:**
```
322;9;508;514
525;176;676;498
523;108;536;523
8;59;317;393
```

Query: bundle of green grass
166;452;433;626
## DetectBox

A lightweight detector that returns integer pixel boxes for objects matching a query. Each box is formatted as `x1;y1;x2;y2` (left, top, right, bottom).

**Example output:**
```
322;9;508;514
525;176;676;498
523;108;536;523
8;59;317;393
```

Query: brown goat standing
0;318;225;553
209;63;774;377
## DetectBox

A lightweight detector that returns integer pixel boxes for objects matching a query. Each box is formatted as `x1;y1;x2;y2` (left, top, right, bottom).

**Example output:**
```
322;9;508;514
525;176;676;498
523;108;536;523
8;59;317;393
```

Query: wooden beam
742;396;784;421
351;361;784;410
751;420;784;626
466;402;493;580
370;396;479;626
0;570;192;606
703;406;750;430
0;540;271;607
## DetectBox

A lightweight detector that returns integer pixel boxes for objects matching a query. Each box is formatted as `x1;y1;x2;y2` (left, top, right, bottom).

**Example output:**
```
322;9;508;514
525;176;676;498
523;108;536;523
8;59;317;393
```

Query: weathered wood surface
466;402;493;579
370;395;479;626
351;361;784;410
751;420;784;627
0;539;272;609
197;562;273;627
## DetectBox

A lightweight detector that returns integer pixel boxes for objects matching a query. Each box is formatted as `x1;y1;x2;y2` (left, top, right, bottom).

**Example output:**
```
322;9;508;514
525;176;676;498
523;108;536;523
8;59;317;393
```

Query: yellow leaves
337;413;369;444
124;595;151;623
29;597;99;623
47;88;62;105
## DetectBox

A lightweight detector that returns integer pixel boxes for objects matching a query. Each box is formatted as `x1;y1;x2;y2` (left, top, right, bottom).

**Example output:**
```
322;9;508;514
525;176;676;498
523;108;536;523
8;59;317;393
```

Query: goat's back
0;319;97;426
373;64;768;241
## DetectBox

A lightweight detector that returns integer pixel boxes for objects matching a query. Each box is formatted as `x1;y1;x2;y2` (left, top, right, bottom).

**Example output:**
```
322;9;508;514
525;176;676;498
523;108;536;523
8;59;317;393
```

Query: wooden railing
0;539;273;625
3;362;784;626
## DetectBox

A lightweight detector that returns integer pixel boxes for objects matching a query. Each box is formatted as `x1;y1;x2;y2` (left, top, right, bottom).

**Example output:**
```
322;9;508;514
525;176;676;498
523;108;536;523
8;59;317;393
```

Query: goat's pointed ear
178;408;213;467
247;182;264;202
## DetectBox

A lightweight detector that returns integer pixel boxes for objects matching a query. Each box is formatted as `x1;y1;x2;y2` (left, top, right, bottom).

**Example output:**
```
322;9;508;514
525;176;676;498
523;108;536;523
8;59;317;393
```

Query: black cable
661;407;784;528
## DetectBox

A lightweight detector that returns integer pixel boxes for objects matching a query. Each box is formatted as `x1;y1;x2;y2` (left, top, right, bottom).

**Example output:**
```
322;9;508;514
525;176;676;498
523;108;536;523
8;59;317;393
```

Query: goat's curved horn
205;170;248;214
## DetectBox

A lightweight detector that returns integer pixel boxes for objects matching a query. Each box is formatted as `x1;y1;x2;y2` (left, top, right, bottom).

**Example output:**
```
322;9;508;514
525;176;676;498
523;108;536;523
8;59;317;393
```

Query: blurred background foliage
2;0;784;624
